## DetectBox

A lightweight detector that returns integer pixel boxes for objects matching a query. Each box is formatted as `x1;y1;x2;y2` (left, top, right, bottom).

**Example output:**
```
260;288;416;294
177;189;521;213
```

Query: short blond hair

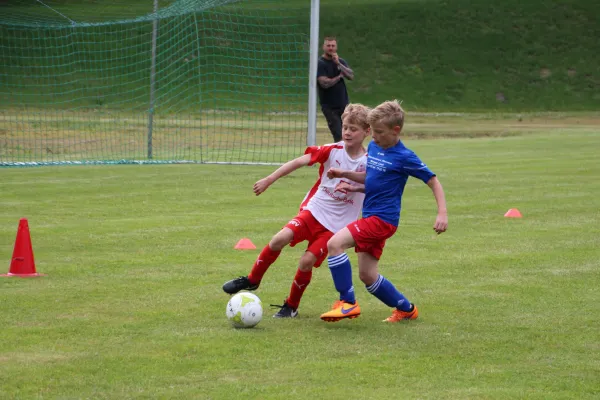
367;100;405;130
323;36;337;42
342;103;370;129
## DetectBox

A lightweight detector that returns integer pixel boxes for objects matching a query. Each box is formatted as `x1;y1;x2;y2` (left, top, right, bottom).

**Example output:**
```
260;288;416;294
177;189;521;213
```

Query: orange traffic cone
234;238;256;250
1;218;44;277
504;208;523;218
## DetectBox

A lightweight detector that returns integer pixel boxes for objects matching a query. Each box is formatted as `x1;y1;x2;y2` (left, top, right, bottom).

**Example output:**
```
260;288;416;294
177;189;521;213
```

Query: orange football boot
383;304;419;322
320;301;361;322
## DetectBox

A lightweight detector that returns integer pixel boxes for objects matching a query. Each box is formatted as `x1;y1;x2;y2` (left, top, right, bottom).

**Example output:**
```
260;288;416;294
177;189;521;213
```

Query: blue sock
327;253;355;304
366;274;412;311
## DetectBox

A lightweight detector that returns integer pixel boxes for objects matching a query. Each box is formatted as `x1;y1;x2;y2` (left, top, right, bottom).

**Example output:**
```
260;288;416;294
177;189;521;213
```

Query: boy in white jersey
222;104;370;318
320;100;448;323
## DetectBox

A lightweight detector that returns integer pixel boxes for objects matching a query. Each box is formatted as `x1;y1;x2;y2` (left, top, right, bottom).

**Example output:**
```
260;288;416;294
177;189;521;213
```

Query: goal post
0;0;317;167
307;0;320;148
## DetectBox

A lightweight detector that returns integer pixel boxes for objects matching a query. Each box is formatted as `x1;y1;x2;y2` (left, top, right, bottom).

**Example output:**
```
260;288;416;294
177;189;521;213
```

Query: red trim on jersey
305;143;342;166
299;165;323;210
299;144;344;210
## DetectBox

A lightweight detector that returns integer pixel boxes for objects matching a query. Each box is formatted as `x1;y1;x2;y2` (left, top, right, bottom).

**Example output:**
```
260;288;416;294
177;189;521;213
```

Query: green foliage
1;0;598;112
312;0;600;110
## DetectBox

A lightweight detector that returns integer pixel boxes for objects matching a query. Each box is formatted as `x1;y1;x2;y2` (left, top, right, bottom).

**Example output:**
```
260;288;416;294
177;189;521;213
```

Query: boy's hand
327;167;344;179
433;213;448;234
334;181;354;193
253;177;272;196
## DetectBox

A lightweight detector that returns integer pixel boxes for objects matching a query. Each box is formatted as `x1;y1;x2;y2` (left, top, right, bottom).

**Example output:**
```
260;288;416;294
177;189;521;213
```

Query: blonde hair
323;36;337;42
367;100;405;130
342;103;370;129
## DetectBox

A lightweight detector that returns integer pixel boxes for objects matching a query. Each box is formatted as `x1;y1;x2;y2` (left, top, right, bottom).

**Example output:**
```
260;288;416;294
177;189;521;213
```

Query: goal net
0;0;310;166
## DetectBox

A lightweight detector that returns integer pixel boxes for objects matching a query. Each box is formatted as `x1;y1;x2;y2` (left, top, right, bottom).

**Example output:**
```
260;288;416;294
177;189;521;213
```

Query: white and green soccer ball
226;292;263;328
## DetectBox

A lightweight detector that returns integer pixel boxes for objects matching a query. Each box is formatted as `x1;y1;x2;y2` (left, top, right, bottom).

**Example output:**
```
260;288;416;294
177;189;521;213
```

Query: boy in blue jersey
320;100;448;322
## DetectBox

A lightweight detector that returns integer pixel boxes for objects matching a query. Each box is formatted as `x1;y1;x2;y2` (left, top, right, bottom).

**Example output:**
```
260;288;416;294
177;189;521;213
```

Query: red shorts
284;209;332;268
347;216;397;260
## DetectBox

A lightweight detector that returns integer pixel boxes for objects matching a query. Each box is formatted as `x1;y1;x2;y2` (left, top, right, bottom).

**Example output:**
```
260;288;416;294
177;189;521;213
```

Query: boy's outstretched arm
426;176;448;234
327;167;366;184
253;154;311;196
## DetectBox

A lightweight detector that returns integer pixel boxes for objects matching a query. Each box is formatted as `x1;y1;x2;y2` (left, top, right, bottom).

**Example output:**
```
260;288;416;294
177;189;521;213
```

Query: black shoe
271;302;298;318
222;276;259;294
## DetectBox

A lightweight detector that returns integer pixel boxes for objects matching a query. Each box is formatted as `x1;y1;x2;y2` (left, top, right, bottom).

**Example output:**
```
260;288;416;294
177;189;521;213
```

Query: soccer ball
226;292;263;328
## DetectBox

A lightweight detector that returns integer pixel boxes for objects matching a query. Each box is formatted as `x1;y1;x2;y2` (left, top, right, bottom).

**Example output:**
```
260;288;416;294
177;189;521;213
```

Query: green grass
308;0;600;110
2;0;599;111
3;110;600;164
1;126;599;399
0;110;311;164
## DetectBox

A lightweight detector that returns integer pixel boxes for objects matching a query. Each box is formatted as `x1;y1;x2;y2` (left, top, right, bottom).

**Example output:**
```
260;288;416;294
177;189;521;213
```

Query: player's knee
327;239;343;256
298;256;314;272
359;270;378;286
298;260;314;272
269;235;290;251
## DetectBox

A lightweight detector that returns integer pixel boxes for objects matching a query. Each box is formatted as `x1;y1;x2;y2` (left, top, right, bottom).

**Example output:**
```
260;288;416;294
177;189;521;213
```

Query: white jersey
300;142;367;233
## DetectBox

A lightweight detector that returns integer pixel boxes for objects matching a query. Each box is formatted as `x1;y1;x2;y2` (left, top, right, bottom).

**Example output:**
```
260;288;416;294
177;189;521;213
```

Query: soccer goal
0;0;314;166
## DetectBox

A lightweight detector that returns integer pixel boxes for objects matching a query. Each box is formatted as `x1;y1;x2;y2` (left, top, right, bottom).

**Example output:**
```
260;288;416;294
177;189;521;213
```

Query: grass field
1;119;599;399
0;110;310;164
3;111;600;165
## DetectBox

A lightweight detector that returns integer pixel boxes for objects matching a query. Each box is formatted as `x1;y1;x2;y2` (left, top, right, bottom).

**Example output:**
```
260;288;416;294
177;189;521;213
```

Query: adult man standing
317;37;354;142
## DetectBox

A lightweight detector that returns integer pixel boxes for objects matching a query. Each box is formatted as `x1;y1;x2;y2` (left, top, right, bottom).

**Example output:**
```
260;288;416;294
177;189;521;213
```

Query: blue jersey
362;140;435;227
